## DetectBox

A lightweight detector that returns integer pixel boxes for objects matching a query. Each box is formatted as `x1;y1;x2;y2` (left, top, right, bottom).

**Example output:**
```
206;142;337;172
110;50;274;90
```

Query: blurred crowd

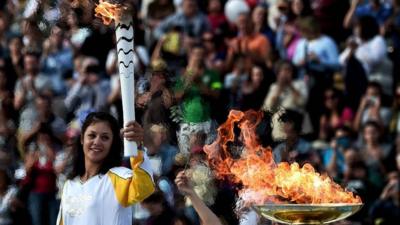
0;0;400;225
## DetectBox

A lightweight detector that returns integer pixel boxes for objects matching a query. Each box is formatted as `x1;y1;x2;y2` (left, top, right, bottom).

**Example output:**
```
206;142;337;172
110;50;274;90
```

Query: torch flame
204;110;361;207
94;0;122;25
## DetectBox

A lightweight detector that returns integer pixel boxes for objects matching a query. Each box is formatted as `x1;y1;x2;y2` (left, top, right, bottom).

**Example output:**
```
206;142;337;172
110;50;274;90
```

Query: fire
204;110;361;207
94;0;122;25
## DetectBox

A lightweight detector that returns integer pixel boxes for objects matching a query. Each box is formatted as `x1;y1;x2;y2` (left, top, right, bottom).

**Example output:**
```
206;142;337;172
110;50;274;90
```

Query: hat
150;59;168;73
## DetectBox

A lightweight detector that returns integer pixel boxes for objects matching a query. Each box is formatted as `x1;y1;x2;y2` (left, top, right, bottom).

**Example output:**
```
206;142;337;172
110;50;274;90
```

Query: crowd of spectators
0;0;400;225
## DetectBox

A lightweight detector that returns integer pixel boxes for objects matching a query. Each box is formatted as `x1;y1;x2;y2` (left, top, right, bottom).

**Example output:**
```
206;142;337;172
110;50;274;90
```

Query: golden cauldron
253;203;363;224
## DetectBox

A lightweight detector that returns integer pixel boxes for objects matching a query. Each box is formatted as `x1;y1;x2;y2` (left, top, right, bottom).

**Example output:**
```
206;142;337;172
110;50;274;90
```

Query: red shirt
31;161;57;194
246;0;258;8
208;13;227;31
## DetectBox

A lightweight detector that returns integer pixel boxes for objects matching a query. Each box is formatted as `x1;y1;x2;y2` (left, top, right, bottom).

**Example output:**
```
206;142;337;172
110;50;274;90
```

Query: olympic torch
95;0;137;156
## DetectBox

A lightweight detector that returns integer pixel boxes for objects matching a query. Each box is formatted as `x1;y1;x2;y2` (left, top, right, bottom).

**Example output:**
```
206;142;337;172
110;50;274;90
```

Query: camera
367;96;378;106
336;137;351;150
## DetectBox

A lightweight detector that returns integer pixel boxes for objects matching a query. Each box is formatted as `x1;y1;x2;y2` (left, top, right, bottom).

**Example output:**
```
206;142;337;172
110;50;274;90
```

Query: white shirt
293;35;339;70
0;187;17;225
262;80;308;111
339;35;387;75
57;152;154;225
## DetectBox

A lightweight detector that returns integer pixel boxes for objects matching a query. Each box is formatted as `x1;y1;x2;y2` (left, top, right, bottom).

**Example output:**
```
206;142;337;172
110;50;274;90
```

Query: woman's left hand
122;121;144;143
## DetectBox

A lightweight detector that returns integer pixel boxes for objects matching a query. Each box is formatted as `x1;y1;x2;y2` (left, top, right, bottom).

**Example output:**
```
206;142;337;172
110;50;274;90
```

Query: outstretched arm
343;0;361;29
175;171;222;225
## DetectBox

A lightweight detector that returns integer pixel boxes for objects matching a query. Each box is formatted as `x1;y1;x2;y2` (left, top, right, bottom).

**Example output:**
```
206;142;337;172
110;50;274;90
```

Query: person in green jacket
174;44;222;154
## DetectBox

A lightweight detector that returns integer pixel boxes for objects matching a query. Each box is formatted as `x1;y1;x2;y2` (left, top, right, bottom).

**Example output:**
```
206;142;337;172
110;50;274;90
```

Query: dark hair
279;109;304;133
367;81;383;97
253;4;269;26
8;35;23;45
24;50;41;59
0;168;11;187
68;112;122;179
296;16;321;37
190;43;207;69
274;59;298;79
323;87;345;114
362;120;384;143
362;120;382;133
335;125;354;137
358;16;379;41
295;0;313;17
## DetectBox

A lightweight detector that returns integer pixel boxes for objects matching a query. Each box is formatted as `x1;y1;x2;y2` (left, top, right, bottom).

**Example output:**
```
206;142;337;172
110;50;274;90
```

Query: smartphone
367;96;378;106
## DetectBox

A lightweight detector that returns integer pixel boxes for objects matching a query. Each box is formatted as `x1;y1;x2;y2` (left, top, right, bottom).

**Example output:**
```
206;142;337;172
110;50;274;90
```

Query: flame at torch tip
94;0;122;25
204;110;362;207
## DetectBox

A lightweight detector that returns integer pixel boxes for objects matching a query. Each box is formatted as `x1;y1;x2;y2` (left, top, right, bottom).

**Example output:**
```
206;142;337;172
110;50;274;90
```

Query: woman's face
292;0;304;16
236;14;251;33
9;38;22;54
363;125;379;143
277;0;290;15
50;26;64;47
82;121;113;164
67;12;78;26
208;0;221;12
324;90;338;110
202;32;214;51
366;86;380;98
251;67;263;83
252;6;265;25
190;47;205;65
277;64;293;83
24;55;40;74
182;0;197;17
